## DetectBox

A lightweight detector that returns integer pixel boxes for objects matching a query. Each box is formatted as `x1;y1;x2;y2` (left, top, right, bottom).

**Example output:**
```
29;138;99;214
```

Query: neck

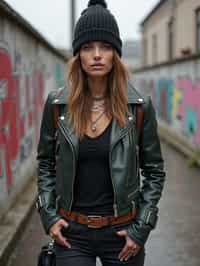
87;76;108;98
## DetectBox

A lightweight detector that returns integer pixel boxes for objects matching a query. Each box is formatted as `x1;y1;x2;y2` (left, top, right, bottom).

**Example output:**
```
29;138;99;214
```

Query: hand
116;229;141;261
49;219;71;248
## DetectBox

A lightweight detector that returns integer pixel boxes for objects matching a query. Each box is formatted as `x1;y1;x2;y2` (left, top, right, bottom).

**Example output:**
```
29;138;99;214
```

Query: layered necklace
90;95;107;131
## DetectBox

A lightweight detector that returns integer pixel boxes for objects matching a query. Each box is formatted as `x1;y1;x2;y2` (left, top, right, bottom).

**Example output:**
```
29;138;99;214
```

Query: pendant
91;123;96;131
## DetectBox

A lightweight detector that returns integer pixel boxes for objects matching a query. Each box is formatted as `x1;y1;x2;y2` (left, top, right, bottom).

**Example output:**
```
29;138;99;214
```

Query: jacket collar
55;81;144;152
52;80;145;105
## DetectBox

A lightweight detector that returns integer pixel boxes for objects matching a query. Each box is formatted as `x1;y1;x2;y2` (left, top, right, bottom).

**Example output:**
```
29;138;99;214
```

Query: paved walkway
6;142;200;266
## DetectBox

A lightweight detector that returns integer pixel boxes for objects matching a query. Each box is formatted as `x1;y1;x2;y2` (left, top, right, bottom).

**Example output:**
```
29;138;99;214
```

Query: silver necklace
92;95;106;101
91;110;106;131
90;99;106;112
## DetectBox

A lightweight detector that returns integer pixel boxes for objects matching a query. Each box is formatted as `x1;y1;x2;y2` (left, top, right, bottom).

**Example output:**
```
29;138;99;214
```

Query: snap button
138;98;143;103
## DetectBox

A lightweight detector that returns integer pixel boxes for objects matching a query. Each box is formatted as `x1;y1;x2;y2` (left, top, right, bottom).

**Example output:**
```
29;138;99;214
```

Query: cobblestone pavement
6;142;200;266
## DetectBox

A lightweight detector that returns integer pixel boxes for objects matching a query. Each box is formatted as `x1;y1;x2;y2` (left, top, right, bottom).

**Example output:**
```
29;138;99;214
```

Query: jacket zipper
58;120;76;211
136;145;140;180
109;121;135;217
127;187;139;199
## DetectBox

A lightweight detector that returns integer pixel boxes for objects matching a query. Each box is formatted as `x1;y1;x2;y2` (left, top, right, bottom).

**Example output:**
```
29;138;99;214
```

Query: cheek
80;56;88;71
106;56;114;71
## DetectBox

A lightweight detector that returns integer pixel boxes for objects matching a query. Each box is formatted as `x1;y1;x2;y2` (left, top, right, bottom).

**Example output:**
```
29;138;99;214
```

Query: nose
93;47;101;59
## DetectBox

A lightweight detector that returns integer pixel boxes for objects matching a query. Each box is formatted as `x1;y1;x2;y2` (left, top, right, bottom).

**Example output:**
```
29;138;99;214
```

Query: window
152;33;158;64
196;8;200;52
168;18;174;60
142;38;148;66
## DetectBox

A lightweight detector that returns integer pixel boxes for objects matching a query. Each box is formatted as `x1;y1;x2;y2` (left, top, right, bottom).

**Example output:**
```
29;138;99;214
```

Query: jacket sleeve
127;96;166;246
36;91;61;234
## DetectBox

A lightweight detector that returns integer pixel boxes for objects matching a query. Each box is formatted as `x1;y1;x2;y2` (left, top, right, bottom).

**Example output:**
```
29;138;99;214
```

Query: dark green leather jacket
36;82;166;246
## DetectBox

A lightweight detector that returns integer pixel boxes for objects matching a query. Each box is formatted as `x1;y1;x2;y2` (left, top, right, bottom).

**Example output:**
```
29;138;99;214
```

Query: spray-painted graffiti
177;78;200;144
135;69;200;146
0;44;65;195
0;47;44;192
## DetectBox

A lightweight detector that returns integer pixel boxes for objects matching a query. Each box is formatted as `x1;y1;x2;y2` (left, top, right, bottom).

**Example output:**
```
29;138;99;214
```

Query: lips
91;63;104;67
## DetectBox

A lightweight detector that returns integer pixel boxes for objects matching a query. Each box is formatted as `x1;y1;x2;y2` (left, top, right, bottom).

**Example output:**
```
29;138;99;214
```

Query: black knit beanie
72;0;122;57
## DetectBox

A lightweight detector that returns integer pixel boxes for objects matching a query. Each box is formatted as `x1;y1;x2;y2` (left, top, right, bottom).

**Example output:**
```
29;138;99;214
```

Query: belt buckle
87;215;102;228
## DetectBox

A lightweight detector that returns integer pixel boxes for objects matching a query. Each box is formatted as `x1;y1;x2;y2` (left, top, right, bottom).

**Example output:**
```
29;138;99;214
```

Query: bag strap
136;105;143;143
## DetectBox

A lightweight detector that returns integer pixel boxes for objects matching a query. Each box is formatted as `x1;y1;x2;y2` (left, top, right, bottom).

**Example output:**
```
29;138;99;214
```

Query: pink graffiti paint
0;49;15;189
0;48;45;191
177;78;200;144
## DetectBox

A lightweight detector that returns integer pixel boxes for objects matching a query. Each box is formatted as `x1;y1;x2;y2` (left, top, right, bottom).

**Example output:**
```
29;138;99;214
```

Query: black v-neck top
71;121;114;215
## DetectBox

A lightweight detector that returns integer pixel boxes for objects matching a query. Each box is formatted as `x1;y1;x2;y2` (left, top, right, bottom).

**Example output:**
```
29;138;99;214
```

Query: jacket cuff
136;206;158;229
36;192;61;234
39;207;61;234
126;207;158;246
126;220;152;246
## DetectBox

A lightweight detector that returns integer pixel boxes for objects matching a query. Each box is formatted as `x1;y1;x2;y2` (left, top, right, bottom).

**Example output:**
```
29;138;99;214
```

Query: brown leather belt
59;208;138;228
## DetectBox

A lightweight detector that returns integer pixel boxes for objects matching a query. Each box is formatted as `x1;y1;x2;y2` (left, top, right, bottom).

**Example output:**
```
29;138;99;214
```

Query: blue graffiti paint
185;107;197;136
157;79;173;123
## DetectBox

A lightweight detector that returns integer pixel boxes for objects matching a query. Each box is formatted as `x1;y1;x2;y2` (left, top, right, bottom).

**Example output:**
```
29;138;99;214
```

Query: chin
88;71;109;78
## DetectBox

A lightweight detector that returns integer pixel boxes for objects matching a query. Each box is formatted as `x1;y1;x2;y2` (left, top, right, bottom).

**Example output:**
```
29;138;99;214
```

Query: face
79;41;114;78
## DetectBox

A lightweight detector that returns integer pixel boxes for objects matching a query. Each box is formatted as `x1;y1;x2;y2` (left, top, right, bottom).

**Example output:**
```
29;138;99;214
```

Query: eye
102;43;112;49
82;44;92;50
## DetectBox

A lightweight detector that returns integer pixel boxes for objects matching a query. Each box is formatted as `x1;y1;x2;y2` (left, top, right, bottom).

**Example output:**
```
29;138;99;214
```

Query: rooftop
140;0;167;27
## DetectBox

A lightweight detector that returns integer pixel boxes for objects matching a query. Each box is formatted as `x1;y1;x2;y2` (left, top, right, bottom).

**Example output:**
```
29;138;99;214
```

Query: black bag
37;240;56;266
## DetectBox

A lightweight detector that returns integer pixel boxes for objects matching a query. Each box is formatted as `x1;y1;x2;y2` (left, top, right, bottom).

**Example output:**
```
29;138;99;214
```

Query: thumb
60;219;69;228
116;230;127;236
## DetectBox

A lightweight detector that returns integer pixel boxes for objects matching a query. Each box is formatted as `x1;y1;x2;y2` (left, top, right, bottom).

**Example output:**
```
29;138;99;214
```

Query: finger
55;237;71;248
123;250;135;261
57;231;71;248
121;246;140;261
126;235;141;250
116;230;127;237
119;248;134;261
118;244;132;260
59;219;69;229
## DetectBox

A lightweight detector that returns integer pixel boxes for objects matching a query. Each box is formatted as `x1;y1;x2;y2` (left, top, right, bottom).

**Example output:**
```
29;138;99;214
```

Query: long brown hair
67;50;130;139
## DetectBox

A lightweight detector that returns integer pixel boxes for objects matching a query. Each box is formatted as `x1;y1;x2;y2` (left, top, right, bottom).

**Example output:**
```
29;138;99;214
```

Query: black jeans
55;218;145;266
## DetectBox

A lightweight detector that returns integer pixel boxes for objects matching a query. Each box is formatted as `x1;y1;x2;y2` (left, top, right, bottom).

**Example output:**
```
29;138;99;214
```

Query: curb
0;176;37;265
158;120;200;167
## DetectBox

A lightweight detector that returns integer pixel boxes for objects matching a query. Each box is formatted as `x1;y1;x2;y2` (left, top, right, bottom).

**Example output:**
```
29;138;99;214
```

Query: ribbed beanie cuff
73;29;122;56
72;0;122;56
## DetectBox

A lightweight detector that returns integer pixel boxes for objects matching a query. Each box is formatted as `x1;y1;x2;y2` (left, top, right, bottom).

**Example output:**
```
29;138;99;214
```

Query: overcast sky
5;0;159;49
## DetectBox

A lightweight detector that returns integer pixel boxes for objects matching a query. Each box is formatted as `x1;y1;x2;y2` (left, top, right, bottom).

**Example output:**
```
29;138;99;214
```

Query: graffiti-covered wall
133;57;200;149
0;11;66;216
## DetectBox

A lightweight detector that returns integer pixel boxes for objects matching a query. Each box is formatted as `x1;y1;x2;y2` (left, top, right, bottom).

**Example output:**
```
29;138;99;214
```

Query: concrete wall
133;56;200;154
141;0;200;66
175;0;200;57
0;3;67;218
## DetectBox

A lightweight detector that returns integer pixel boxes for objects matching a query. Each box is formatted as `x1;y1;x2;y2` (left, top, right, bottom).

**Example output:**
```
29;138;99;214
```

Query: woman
36;0;166;265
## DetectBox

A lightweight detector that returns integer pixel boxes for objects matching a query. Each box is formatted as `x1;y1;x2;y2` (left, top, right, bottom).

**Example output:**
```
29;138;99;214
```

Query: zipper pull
113;203;118;217
131;200;136;215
